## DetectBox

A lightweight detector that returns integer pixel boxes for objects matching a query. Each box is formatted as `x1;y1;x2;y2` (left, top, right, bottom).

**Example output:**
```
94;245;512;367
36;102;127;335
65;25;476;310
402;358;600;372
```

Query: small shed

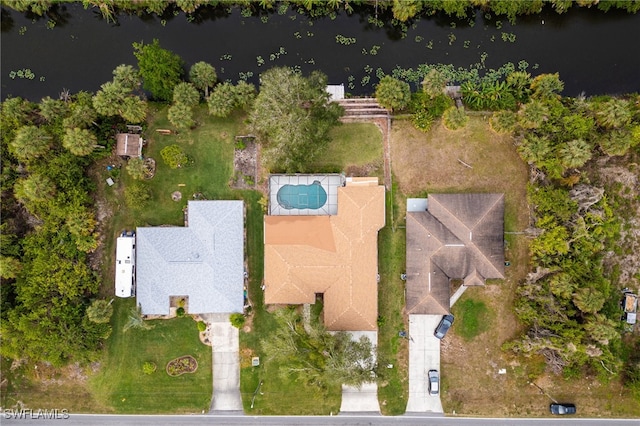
116;133;144;158
326;84;345;101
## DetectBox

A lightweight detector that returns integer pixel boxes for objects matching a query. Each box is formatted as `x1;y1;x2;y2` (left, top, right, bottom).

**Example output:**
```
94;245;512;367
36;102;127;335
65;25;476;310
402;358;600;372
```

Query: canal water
2;3;639;101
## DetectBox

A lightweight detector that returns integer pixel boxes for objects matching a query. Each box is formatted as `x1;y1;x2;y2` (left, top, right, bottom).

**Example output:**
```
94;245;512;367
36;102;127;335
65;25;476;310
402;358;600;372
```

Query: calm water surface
1;3;639;100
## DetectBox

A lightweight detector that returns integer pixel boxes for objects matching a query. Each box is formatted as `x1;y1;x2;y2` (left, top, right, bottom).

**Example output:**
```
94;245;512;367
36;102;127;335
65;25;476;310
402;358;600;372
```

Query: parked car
434;314;454;339
550;403;576;415
428;370;439;396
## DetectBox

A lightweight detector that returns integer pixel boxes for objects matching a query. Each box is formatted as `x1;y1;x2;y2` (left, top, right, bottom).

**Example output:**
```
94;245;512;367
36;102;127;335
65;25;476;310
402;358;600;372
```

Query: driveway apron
209;317;243;413
405;315;444;413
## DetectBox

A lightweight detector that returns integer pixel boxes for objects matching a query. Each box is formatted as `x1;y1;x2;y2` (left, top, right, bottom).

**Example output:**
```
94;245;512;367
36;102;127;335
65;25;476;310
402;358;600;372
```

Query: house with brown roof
264;176;385;331
406;193;505;315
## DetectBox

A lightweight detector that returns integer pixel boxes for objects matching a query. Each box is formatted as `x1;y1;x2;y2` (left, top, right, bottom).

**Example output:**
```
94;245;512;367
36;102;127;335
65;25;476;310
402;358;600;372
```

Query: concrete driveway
207;315;243;413
339;331;380;414
405;314;443;414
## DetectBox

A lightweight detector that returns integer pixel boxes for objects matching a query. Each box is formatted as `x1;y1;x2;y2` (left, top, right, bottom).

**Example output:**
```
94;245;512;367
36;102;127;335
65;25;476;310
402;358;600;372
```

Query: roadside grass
88;298;212;413
451;298;491;341
376;187;409;415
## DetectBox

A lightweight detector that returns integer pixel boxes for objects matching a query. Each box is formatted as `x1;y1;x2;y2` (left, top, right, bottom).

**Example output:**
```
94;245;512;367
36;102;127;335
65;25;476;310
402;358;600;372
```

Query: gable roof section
136;200;244;315
264;180;385;331
116;133;143;157
406;193;504;315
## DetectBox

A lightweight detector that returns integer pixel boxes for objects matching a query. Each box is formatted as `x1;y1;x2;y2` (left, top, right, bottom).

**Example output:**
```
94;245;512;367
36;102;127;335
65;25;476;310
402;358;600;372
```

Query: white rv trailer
115;232;135;298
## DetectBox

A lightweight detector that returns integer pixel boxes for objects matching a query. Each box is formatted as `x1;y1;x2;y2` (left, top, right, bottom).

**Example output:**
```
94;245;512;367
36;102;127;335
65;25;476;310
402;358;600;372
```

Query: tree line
8;1;640;24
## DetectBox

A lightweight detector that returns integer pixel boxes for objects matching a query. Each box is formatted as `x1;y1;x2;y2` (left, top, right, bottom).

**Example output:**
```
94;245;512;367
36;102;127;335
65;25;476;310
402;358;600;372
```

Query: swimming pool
277;180;328;210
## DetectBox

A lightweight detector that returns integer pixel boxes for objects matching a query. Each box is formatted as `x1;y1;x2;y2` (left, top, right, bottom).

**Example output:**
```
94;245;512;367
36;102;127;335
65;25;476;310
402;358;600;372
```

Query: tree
260;307;375;389
63;91;97;129
207;82;237;118
1;96;34;129
10;125;51;162
0;255;22;279
167;102;195;130
133;39;184;102
172;82;200;107
126;157;147;180
86;299;113;324
421;69;447;99
93;81;147;123
112;64;141;91
593;98;633;129
234;81;257;110
518;134;552;164
489;110;518;134
518;100;549;129
189;61;217;97
573;287;606;314
558;139;592;169
584;314;619;345
598;130;637;156
160;144;188;169
442;106;468;130
39;96;69;123
62;127;96;156
249;67;342;172
14;173;56;207
123;305;154;332
392;0;422;21
375;75;411;112
530;73;564;100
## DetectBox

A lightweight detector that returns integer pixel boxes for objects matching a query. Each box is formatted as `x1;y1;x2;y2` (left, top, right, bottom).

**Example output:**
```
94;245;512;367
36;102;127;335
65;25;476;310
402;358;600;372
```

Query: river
1;3;639;101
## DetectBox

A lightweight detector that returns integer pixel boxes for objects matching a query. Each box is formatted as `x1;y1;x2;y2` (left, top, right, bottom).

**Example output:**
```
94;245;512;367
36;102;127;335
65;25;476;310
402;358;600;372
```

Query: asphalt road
3;413;639;426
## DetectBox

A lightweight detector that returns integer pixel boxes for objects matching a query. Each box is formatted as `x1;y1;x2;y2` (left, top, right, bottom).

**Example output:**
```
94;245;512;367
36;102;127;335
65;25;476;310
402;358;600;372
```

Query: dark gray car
434;314;454;339
550;403;576;415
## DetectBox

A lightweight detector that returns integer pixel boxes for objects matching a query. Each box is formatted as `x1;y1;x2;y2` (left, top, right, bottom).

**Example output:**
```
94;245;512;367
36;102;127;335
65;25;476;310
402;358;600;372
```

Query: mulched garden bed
166;355;198;376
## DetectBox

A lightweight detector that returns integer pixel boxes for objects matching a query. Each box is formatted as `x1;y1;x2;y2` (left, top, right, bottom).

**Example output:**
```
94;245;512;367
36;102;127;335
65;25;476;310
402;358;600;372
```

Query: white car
428;370;439;396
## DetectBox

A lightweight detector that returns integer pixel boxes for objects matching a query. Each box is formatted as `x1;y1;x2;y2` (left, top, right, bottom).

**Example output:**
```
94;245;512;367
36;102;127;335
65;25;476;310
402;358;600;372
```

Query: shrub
160;144;188;169
442;106;468;130
489;110;518;134
142;361;157;375
197;321;207;332
124;182;151;211
176;307;185;317
229;313;245;329
126;157;146;180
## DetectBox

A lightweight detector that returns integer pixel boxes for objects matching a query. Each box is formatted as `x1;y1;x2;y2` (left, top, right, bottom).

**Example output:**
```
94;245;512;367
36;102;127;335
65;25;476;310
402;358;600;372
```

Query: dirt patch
230;138;258;189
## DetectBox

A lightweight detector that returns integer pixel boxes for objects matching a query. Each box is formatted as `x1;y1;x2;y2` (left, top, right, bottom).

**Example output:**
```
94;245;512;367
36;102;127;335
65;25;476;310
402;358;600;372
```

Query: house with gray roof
136;200;244;315
406;194;505;315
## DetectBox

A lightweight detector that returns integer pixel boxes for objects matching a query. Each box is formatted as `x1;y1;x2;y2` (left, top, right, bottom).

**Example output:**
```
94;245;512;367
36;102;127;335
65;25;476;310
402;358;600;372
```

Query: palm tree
598;130;635;156
594;99;632;129
517;134;552;164
39;96;69;123
573;287;605;314
489;110;517;134
584;314;619;345
13;173;56;206
119;96;147;123
189;61;217;97
112;64;141;92
123;305;154;332
442;106;468;130
558;139;592;169
86;299;113;324
167;102;195;131
530;73;564;100
10;125;51;162
126;157;147;180
375;75;411;112
391;0;422;21
207;82;238;118
518;100;548;129
172;82;200;107
62;127;96;156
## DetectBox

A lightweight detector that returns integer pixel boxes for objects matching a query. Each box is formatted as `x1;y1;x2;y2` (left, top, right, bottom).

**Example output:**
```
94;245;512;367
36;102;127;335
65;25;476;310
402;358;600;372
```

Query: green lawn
89;298;212;413
451;297;492;341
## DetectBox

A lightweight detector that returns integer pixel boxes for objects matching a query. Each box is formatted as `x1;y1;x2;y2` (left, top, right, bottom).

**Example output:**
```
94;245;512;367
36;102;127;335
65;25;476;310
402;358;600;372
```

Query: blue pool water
277;181;328;210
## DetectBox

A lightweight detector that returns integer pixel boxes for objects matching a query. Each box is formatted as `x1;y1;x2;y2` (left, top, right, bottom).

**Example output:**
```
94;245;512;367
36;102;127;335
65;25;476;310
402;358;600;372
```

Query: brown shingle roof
264;179;385;331
406;193;505;315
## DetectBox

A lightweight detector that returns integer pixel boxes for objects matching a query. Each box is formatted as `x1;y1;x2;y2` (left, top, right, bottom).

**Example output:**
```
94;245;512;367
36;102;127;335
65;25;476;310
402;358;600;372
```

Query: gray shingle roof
406;194;505;315
136;200;244;315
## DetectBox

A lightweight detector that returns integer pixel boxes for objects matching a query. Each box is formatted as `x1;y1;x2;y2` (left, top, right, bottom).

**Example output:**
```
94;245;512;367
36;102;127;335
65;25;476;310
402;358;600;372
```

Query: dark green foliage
229;312;245;329
133;39;184;102
249;67;342;172
375;75;411;112
462;80;516;111
409;92;452;132
176;307;185;317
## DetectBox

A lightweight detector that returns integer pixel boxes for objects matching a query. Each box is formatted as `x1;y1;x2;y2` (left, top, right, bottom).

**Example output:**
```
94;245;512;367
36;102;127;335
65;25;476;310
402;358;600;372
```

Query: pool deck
269;174;343;215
